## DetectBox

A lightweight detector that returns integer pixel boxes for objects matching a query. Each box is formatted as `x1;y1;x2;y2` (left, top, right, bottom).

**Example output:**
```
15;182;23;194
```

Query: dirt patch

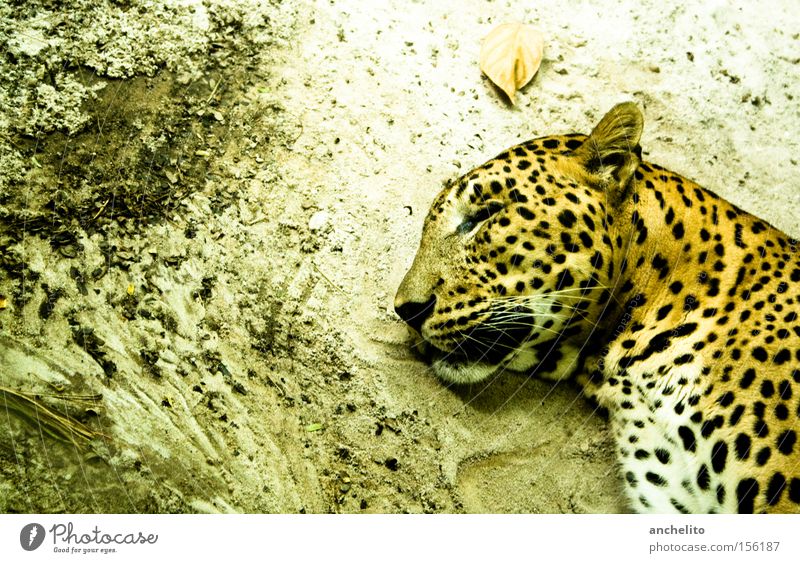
1;0;798;513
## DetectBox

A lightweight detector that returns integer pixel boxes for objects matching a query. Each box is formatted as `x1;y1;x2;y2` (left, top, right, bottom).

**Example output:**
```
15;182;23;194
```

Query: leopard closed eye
394;102;800;514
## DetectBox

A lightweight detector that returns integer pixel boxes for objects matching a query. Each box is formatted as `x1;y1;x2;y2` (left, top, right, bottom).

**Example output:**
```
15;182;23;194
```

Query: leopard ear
576;102;643;201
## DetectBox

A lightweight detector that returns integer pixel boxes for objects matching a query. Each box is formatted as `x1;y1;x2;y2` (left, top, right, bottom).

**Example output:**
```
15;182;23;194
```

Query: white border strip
2;514;800;562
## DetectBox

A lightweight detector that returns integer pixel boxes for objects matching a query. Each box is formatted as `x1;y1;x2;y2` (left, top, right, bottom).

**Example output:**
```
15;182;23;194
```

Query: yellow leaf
479;23;544;104
0;295;7;310
126;284;135;296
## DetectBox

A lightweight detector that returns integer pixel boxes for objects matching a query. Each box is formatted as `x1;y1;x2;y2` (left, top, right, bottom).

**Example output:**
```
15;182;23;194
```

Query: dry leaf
480;23;544;104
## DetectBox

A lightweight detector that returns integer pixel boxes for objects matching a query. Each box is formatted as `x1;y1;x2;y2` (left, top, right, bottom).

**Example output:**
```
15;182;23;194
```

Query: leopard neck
595;161;787;375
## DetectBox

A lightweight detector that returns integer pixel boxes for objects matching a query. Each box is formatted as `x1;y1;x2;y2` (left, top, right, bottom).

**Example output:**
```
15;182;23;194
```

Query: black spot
560;232;580;253
683;295;699;312
751;346;768;362
652;254;668;271
754;420;769;438
672;222;685;239
634;449;650;460
625;471;638;487
776;430;796;455
557;209;577;228
508;189;528;203
711;441;728;473
636;225;648;244
678;426;696;452
736;479;759;513
696;464;710;490
670;498;690;514
646;472;667;487
516;207;535;220
755;447;771;466
542;139;559;149
734;433;751;460
669;281;683;294
509;254;525;267
774;349;791;365
555;269;575;289
789;479;800;503
654;449;671;464
717;391;734;407
740;368;756;389
656;304;673;321
766;473;786;506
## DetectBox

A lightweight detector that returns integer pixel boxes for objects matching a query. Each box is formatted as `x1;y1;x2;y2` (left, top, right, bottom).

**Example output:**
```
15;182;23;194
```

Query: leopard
394;102;800;513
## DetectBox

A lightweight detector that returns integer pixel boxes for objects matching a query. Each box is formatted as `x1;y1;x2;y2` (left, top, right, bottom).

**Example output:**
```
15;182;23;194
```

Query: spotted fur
394;103;800;513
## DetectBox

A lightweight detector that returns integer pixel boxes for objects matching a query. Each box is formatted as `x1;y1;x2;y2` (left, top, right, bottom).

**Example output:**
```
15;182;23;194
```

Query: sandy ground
0;0;798;513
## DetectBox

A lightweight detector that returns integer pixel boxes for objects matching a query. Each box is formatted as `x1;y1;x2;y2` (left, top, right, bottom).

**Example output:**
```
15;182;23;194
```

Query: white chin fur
431;358;499;385
503;347;538;372
431;346;567;385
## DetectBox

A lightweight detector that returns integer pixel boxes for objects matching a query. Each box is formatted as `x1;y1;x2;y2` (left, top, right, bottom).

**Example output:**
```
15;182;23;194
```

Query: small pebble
308;210;329;231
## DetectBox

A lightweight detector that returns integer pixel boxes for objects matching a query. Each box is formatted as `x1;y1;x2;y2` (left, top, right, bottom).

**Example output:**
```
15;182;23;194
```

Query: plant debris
479;22;544;104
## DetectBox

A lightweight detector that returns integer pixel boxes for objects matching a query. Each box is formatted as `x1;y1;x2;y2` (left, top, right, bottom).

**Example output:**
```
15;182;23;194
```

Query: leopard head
395;103;644;383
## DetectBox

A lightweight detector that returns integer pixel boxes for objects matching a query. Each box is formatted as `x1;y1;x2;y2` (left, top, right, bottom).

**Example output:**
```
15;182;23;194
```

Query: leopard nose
394;295;437;334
